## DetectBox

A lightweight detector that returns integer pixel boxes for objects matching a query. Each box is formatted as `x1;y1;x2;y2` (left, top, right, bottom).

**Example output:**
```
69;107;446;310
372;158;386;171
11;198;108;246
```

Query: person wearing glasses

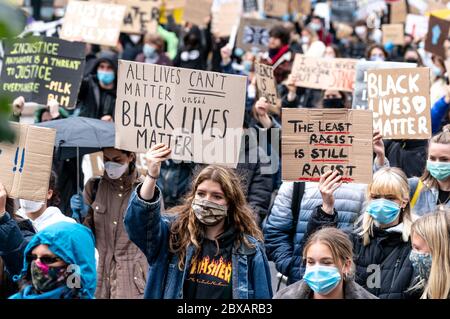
9;222;96;299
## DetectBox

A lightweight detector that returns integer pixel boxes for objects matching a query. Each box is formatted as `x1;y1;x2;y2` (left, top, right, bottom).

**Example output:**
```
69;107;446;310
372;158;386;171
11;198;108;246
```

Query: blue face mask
409;250;432;281
143;44;157;59
97;71;115;85
234;48;244;58
426;160;450;181
366;198;401;225
303;265;342;295
370;55;385;62
432;64;442;77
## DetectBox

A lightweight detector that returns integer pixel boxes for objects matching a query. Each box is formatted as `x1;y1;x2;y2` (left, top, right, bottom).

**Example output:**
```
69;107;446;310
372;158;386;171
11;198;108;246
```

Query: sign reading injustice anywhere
114;60;247;166
0;36;86;110
60;0;127;46
0;122;56;202
254;62;278;110
367;67;431;139
291;55;357;92
236;17;279;52
282;108;373;184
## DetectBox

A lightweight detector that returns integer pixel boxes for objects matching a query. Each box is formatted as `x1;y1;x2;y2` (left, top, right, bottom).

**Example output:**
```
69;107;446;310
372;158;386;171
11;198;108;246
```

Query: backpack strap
410;179;423;210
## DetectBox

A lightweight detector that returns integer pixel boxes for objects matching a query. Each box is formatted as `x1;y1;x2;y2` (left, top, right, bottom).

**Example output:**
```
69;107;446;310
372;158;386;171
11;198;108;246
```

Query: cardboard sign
330;0;357;24
0;123;56;202
367;67;431;140
293;0;312;16
405;14;429;39
382;24;405;45
89;151;105;177
282;108;373;184
352;61;416;110
291;55;358;92
255;62;278;111
425;15;450;58
60;0;127;46
163;0;185;9
211;0;242;38
264;0;289;17
118;0;161;34
114;60;247;166
390;0;407;23
183;0;213;27
236;17;278;52
0;36;86;110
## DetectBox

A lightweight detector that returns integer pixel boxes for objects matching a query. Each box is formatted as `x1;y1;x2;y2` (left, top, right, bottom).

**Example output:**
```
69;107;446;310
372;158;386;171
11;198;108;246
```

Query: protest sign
164;0;185;9
0;122;56;202
425;15;450;58
382;24;405;45
183;0;213;27
405;14;429;39
236;17;278;52
291;55;357;92
367;67;431;140
352;61;416;110
0;36;86;110
114;60;247;167
60;0;127;46
330;0;357;24
293;0;311;16
264;0;289;17
254;62;278;111
282;108;373;184
211;0;242;38
390;0;407;23
118;0;161;34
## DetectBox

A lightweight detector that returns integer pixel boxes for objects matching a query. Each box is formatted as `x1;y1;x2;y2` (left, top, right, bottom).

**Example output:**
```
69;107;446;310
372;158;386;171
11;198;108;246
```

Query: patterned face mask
409;250;432;281
192;198;228;226
31;260;68;293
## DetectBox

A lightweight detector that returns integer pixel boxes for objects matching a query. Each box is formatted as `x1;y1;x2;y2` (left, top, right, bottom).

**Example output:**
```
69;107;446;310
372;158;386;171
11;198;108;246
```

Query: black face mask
323;98;345;108
405;58;418;64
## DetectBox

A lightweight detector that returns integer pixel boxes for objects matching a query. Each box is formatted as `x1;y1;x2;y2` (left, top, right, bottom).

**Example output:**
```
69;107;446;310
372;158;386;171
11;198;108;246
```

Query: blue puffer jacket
264;181;367;285
124;185;273;299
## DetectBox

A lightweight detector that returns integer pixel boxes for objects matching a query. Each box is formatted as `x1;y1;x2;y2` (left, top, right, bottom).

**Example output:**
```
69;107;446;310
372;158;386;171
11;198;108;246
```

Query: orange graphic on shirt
189;256;232;283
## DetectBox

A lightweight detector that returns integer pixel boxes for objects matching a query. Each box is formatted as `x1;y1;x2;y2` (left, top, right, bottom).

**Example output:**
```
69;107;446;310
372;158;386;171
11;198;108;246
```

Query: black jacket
384;140;428;178
304;206;415;299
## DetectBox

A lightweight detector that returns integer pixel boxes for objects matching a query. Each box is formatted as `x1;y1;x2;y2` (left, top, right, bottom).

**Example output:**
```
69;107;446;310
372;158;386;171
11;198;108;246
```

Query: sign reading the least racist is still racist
282;108;373;184
114;60;247;167
291;55;358;92
367;67;431;140
0;36;86;110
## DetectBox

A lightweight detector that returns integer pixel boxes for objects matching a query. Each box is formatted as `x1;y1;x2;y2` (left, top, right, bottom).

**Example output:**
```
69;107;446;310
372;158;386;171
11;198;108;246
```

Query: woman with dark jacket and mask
124;143;273;299
303;167;416;299
174;25;208;70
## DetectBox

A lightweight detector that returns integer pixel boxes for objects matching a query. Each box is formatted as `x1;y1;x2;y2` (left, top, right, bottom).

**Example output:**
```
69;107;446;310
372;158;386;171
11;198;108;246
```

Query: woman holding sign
304;167;416;299
124;144;272;299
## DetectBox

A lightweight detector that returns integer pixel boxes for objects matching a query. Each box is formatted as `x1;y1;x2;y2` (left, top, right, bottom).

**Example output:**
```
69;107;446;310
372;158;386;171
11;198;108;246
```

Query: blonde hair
168;165;263;270
410;210;450;299
357;167;412;246
422;128;450;189
303;227;355;277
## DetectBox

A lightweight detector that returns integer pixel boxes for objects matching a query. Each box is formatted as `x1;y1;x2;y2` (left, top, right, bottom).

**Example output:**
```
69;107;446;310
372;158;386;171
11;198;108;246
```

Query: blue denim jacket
124;185;273;299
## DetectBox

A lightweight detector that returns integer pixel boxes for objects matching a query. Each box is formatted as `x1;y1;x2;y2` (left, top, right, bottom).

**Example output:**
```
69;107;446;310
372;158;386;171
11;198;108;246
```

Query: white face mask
19;199;44;213
355;26;367;37
104;161;129;180
130;35;141;44
301;36;310;44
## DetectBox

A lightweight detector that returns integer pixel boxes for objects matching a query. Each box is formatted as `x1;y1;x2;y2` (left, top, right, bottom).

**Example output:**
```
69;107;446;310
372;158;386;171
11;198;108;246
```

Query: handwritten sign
282;108;373;184
425;15;450;58
211;0;242;38
405;14;429;39
254;62;278;111
183;0;213;27
390;0;407;23
367;67;431;140
291;55;358;92
382;24;405;45
0;36;86;110
60;0;127;46
117;0;161;34
114;60;247;167
0;122;56;202
264;0;289;17
236;17;278;52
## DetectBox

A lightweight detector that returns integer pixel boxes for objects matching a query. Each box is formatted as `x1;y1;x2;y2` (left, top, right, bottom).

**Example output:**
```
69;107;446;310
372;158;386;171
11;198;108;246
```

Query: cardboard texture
425;15;450;58
0;36;86;110
254;62;279;112
114;60;247;167
382;24;405;45
60;0;127;46
282;108;373;184
183;0;213;27
352;60;416;110
294;0;311;16
236;17;279;52
117;0;161;34
405;14;429;39
0;122;56;202
390;0;407;23
367;67;431;140
291;55;358;92
164;0;185;10
212;0;242;38
264;0;289;17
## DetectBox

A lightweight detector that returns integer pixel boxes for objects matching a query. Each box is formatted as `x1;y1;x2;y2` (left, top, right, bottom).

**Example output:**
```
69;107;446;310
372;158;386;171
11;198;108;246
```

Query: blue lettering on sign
432;24;441;45
12;147;25;173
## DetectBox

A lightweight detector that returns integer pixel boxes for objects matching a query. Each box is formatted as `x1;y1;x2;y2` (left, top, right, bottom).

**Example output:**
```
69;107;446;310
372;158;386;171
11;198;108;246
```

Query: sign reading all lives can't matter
114;60;247;167
282;108;373;184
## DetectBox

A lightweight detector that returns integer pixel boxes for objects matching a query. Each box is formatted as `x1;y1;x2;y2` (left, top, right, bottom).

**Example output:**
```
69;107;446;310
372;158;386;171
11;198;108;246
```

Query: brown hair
168;165;263;269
